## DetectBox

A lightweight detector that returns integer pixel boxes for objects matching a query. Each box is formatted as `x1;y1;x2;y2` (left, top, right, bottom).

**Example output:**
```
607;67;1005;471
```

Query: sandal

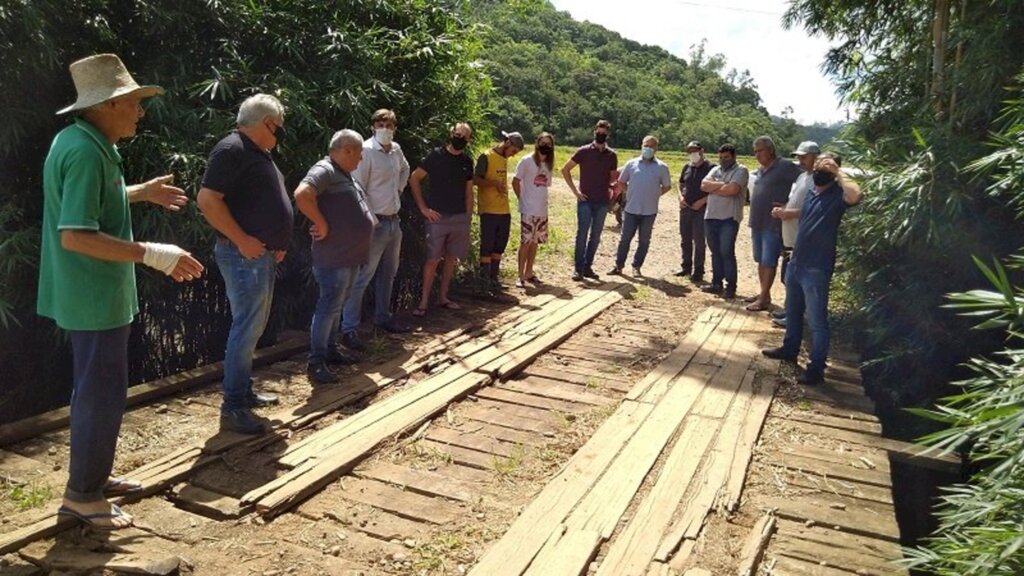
103;477;144;497
526;275;542;284
412;307;427;317
57;503;133;531
745;301;770;312
438;300;462;310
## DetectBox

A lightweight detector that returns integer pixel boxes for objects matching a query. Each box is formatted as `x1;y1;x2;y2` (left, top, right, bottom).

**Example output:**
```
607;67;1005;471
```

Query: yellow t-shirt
476;149;510;215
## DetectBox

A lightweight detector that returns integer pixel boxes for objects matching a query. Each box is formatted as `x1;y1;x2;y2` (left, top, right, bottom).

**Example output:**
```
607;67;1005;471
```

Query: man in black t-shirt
409;123;475;317
198;94;293;435
676;141;715;282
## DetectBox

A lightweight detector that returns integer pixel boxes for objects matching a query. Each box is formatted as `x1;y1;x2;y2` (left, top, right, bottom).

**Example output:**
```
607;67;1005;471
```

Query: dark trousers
782;265;832;374
66;325;131;502
615;212;657;269
705;218;739;290
679;207;705;276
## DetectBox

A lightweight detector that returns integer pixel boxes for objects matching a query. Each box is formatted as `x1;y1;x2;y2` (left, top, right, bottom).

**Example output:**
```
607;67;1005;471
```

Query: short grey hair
237;94;285;127
329;129;363;151
753;135;776;157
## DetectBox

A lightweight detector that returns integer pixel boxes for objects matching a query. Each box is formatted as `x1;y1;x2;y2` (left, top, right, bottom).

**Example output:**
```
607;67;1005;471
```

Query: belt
375;213;399;221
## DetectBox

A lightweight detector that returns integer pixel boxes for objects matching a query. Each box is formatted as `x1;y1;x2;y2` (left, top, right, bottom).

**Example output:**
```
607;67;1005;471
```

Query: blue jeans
782;264;832;374
705;218;739;290
615;212;657;269
66;325;131;502
214;240;276;412
752;228;783;265
341;218;402;333
574;200;609;272
311;266;358;364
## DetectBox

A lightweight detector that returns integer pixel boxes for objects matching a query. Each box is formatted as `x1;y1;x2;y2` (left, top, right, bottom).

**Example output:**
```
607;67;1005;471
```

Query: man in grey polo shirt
294;130;377;385
609;135;672;277
701;144;749;299
340;108;411;353
747;135;801;311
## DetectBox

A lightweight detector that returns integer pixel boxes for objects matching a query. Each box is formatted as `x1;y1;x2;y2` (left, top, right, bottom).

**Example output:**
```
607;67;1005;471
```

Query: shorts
425;212;470;260
479;213;511;256
751;228;783;265
521;215;549;245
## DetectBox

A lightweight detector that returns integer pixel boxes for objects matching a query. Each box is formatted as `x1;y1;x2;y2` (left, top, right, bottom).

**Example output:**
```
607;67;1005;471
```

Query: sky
549;0;848;126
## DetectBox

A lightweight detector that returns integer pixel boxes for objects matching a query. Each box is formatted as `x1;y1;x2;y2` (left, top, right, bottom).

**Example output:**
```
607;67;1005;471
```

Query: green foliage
465;0;801;153
903;255;1024;574
0;0;489;421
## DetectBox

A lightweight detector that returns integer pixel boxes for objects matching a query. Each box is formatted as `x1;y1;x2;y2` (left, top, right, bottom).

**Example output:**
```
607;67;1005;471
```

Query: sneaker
583;268;600;280
374;320;411;334
306;362;339;385
632;267;642;277
220;408;268;435
722;288;737;299
572;270;584;281
246;391;279;408
674;269;691;277
341;331;367;352
772;317;787;328
326;346;359;365
702;284;724;295
691;274;704;284
761;346;798;362
797;368;825;386
608;267;623;276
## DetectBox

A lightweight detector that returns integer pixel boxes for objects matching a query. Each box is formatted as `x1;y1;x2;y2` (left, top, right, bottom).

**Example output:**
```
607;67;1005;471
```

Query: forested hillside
466;0;811;152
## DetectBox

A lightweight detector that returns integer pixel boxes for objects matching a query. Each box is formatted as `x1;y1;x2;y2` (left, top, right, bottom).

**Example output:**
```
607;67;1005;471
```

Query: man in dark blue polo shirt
198;94;294;434
561;119;618;281
762;157;863;385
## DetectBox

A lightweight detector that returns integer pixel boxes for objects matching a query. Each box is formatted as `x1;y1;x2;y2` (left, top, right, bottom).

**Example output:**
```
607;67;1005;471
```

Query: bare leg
525;243;539;278
518;244;529;281
419;259;440;309
757;265;776;305
439;257;459;303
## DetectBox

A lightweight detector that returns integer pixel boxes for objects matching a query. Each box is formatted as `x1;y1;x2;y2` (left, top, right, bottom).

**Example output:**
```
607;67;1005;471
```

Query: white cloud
549;0;850;125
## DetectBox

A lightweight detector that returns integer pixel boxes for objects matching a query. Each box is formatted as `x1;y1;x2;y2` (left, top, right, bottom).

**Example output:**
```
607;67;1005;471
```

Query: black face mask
719;158;736;171
594;132;608;144
813;169;836;186
273;124;286;144
538;145;553;156
450;135;468;151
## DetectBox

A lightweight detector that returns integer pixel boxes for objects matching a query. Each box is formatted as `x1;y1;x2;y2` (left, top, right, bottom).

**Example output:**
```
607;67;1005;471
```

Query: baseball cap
501;131;525;149
686;140;703;151
791;141;821;156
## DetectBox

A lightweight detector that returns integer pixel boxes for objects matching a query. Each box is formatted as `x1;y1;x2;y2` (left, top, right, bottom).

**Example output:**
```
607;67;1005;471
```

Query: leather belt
375;213;399;221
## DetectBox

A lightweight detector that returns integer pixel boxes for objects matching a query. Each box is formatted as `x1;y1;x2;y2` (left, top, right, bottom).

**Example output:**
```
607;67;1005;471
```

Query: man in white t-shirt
770;141;818;327
512;132;555;287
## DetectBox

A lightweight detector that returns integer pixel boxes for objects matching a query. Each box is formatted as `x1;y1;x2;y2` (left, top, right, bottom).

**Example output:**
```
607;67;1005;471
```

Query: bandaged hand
141;242;187;275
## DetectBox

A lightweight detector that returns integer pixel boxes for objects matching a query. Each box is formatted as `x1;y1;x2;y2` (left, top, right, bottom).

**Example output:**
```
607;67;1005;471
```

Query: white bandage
141;242;187;275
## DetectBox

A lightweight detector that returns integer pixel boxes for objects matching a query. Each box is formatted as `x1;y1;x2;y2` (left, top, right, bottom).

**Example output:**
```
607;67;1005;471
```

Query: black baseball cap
686;141;703;151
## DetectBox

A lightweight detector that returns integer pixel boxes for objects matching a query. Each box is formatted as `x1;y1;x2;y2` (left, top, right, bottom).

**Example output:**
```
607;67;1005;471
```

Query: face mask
689;152;702;165
375;128;394;146
813;169;836;186
719;158;736;171
537;145;553;156
450;135;468;151
269;122;286;145
594;132;608;144
641;147;655;160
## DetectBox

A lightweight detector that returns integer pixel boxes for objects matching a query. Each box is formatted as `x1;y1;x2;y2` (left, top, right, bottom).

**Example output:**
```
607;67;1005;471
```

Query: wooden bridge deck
0;282;932;575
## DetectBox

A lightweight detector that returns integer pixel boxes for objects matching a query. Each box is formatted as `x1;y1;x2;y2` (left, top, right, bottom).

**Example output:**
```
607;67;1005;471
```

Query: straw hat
56;54;164;115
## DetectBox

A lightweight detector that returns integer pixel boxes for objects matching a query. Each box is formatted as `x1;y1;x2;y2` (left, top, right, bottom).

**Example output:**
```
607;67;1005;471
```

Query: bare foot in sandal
59;498;134;530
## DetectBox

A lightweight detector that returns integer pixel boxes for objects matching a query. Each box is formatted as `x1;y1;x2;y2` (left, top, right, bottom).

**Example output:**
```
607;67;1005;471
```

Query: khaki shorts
426;213;471;259
521;215;549;245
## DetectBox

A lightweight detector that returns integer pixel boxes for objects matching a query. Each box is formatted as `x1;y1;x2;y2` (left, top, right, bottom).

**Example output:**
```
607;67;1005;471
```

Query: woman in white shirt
512;132;555;288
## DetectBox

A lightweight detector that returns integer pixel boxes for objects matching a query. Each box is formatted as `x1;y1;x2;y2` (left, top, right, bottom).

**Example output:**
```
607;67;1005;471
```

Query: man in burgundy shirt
561;120;618;281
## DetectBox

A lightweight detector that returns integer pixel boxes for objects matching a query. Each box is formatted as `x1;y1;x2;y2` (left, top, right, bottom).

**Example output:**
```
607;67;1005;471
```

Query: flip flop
412;307;427;317
745;302;770;312
103;477;143;497
526;275;542;285
743;295;759;303
438;300;462;310
57;503;133;531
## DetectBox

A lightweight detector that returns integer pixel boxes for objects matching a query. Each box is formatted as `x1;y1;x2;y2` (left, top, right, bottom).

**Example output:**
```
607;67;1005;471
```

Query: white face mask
375;127;394;146
689;152;702;165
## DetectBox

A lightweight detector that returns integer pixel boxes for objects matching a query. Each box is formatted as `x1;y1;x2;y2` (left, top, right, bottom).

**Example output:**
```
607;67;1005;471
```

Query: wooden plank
443;421;547;447
170;483;245;519
794;384;877;414
473;386;590;414
416;439;499;470
337;477;460;525
467;398;569;426
322;506;430;542
775;518;904;565
425;426;518;457
769;554;859;576
782;409;884;436
354;461;479;503
772;535;906;575
521;366;632;392
762;496;900;542
720;374;778;512
779;470;895;507
467;400;654;576
459;403;562;437
777;440;891;474
594;416;719;576
773;451;893;488
501;377;615;406
736;514;776;576
629;307;730;402
524;529;602;576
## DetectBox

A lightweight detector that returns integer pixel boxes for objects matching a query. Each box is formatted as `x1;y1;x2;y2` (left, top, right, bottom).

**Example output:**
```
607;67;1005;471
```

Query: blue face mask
641;146;655;160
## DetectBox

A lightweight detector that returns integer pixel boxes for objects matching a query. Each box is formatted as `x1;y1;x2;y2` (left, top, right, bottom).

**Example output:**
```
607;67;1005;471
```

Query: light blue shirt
618;156;671;216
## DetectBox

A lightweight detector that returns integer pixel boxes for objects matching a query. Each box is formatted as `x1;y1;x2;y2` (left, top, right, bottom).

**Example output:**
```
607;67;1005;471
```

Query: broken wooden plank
337;478;460;525
736;513;776;576
170;483;245;520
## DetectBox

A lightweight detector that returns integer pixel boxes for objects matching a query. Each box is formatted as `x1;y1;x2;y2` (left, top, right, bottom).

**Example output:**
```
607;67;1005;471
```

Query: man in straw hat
39;53;204;529
198;93;292;435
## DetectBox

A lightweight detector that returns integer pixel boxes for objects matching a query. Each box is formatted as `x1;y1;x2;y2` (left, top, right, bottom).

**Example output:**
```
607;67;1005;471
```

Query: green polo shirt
37;118;138;330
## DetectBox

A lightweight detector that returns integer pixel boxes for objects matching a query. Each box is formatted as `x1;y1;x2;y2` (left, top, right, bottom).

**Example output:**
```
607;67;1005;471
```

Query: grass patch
492;443;527;477
413;532;469;572
3;480;53;511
